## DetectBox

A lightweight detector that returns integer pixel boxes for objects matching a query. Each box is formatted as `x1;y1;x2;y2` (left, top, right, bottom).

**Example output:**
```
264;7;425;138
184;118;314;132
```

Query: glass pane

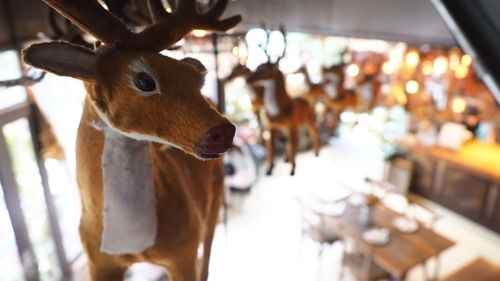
0;183;25;281
0;50;26;110
31;73;85;262
45;159;82;262
3;118;61;281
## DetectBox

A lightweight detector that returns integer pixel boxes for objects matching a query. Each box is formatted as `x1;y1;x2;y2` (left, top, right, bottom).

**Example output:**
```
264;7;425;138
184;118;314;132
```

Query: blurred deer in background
223;37;266;130
247;25;320;176
322;63;357;130
295;65;332;107
23;0;240;281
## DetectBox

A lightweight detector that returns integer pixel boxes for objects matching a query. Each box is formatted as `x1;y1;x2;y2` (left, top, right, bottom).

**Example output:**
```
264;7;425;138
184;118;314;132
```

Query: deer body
224;63;265;126
23;1;240;280
248;63;319;176
322;65;357;129
77;100;224;280
296;66;332;107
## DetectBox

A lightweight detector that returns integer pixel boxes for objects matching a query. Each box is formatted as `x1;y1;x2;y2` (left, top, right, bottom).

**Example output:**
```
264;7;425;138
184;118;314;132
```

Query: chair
438;258;500;281
339;237;391;281
297;197;341;258
365;156;414;196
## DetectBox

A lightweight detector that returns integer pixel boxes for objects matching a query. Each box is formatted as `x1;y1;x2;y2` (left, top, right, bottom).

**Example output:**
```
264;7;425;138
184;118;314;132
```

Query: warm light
405;80;419;94
192;29;208;37
461;54;472;67
433;56;448;76
315;102;326;114
452;97;467;113
449;52;460;70
455;65;469;79
382;61;396;75
346;64;360;77
232;46;239;56
422;61;433;76
405;51;420;68
238;94;252;110
262;130;271;141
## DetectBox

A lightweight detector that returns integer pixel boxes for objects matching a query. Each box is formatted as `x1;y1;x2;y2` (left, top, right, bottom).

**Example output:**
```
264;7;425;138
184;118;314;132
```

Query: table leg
432;254;441;281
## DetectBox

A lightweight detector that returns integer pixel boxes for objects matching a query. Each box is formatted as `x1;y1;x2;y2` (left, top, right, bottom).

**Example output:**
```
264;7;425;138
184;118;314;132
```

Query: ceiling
226;0;456;46
0;0;456;51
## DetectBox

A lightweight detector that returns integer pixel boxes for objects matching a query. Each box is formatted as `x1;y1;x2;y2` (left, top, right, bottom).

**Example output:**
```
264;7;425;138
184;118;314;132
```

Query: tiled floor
113;143;500;281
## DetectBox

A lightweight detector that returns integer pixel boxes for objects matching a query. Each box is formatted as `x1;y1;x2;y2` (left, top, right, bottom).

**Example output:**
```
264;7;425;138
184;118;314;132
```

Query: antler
276;24;287;63
258;23;272;62
138;0;242;52
41;0;241;52
42;0;133;46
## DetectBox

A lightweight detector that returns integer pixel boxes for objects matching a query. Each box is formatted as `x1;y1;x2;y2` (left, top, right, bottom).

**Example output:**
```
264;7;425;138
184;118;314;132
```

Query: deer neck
262;73;291;117
303;70;313;89
84;103;158;255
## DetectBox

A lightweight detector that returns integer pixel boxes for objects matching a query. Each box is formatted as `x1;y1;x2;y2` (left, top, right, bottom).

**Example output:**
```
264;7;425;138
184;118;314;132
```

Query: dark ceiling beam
431;0;500;105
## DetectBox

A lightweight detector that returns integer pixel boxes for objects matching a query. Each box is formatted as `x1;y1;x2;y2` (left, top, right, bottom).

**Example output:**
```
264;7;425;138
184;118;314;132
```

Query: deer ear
181;57;207;86
23;42;97;80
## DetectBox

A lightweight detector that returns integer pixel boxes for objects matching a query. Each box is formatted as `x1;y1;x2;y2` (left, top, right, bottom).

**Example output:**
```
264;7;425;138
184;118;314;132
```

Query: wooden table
439;258;500;281
323;201;455;280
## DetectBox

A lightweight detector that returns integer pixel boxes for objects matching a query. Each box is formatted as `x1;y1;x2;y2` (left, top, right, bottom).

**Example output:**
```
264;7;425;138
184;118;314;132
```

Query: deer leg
306;123;321;157
165;255;199;281
200;165;225;281
265;129;278;175
287;128;298;176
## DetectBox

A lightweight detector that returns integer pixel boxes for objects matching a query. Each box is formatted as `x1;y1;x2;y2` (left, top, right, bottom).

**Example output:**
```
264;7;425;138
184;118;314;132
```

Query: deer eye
134;72;156;92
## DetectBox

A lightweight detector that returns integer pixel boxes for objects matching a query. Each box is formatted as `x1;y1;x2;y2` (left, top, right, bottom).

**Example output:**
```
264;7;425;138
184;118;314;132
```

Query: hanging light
452;97;467;113
405;51;420;68
433;56;448;76
238;94;252;110
346;64;360;77
461;54;472;67
192;29;208;37
455;65;469;79
405;80;419;94
449;51;460;70
382;61;396;75
422;61;433;76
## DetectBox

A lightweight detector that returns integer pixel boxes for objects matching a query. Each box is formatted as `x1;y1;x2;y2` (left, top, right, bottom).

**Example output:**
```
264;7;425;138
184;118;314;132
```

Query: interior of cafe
1;0;500;281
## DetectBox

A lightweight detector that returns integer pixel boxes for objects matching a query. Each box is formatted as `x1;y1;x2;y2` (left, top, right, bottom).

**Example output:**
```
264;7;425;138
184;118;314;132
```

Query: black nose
195;123;236;159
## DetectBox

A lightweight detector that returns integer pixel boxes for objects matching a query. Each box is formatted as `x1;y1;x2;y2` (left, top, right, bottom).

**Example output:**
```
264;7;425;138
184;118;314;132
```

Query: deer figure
246;26;320;176
322;64;357;129
23;1;240;281
295;65;331;107
223;39;266;130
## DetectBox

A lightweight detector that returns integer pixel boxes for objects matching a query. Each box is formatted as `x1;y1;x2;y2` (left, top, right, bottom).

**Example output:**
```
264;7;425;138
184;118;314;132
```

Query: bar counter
398;139;500;233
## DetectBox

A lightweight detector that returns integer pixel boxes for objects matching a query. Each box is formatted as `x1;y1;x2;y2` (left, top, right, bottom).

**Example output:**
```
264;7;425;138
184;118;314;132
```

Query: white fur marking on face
259;80;280;117
100;127;157;254
128;56;161;97
94;108;181;149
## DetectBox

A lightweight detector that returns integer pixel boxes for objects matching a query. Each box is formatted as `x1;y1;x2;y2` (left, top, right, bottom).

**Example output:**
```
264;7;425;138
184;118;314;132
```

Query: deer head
225;64;253;82
23;0;241;160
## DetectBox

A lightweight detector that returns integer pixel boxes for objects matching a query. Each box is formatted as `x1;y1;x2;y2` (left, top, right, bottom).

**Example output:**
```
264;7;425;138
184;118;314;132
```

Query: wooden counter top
398;139;500;183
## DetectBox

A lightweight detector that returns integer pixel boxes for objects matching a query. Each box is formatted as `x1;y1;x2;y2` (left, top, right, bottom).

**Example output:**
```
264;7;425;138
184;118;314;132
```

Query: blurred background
1;0;500;281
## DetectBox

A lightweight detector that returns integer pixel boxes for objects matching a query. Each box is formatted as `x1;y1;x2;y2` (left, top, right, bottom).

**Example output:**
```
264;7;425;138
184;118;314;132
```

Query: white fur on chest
100;127;157;254
260;80;280;117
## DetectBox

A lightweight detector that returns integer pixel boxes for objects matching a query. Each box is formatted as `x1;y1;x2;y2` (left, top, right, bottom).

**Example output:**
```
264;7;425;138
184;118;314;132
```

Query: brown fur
247;63;320;176
224;63;265;130
77;101;224;280
22;1;241;280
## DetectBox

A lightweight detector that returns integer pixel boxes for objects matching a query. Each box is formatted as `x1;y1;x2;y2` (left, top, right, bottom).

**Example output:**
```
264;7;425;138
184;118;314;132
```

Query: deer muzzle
195;123;236;160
